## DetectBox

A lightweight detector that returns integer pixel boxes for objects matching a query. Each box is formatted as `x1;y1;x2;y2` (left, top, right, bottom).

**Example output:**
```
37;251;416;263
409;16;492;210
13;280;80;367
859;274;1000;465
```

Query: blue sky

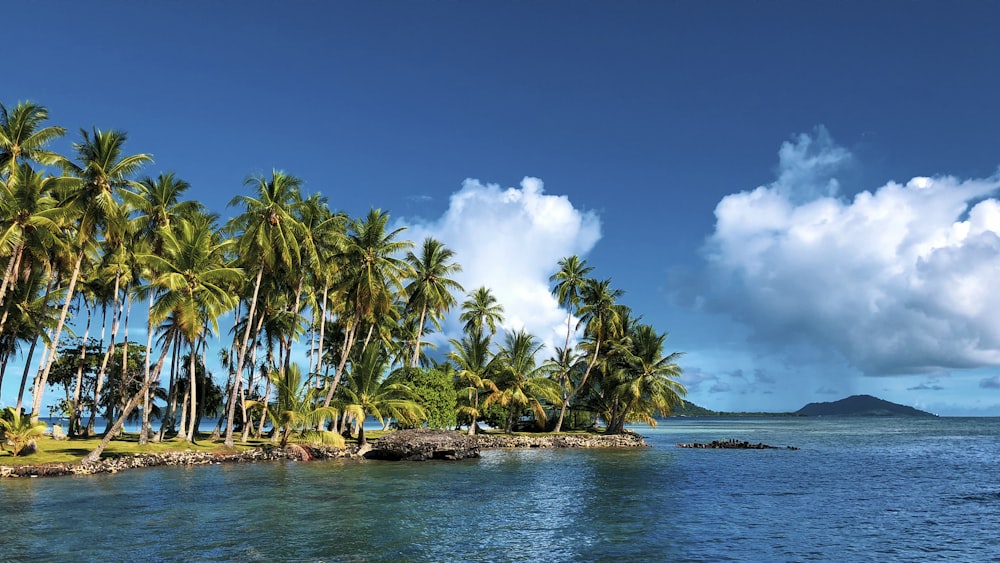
5;1;1000;415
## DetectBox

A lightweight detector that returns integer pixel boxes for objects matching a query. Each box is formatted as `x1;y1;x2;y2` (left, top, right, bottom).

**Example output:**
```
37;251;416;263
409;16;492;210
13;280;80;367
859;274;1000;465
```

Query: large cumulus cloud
699;128;1000;375
403;177;601;353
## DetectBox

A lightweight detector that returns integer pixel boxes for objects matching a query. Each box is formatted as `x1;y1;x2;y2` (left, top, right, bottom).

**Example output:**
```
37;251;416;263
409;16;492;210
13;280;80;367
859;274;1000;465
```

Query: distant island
795;394;936;417
671;394;936;417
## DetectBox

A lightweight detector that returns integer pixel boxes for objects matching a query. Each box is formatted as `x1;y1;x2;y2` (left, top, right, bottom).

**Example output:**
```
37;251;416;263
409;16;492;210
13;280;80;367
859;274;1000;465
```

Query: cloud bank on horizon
403;177;602;353
695;127;1000;378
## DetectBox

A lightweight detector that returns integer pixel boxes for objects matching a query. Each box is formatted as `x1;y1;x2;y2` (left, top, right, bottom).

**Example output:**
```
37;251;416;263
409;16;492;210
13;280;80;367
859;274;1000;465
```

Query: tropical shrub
0;407;48;456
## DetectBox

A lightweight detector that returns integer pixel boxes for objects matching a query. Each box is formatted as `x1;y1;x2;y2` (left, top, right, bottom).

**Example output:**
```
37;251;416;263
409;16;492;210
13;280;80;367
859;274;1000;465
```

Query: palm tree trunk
552;311;575;433
224;265;264;447
81;332;174;465
315;281;329;388
69;309;92;436
0;242;25;336
410;304;428;368
139;291;155;445
185;340;197;442
90;271;125;432
322;319;358;408
30;251;85;421
15;333;41;413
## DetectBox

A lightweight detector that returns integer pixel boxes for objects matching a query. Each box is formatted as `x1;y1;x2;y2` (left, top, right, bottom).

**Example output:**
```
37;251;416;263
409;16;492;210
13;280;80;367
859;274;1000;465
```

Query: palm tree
121;172;202;443
448;330;498;435
223;170;304;447
0;406;47;456
601;324;686;434
549;255;593;432
322;209;412;408
0;100;66;176
558;278;623;431
489;329;561;433
31;128;151;421
260;363;340;448
147;215;241;442
404;238;463;367
459;286;504;337
0;164;74;334
337;341;425;446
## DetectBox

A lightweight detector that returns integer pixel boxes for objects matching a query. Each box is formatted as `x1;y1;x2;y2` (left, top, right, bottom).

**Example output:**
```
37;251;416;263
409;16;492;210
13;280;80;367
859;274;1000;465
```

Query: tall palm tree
0;165;74;334
601;324;686;434
549;255;593;432
337;341;425;446
223;170;304;447
322;209;412;408
0;101;66;177
121;172;202;443
489;329;561;433
404;237;463;367
558;278;623;430
31;128;151;421
448;330;498;435
459;286;504;337
147;215;242;441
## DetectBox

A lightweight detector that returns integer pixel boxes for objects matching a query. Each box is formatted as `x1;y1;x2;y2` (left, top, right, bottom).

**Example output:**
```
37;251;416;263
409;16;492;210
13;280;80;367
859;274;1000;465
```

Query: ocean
2;417;998;561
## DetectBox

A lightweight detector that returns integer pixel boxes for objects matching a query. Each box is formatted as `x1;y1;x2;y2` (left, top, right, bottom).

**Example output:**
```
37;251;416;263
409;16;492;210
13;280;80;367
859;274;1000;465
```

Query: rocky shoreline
1;431;648;479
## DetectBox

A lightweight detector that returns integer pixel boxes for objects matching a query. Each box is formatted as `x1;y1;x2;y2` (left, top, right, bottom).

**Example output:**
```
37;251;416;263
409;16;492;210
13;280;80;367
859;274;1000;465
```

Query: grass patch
1;432;258;466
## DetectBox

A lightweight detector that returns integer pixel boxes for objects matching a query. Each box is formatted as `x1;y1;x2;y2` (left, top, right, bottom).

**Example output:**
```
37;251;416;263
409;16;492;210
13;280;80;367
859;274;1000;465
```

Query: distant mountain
795;394;936;417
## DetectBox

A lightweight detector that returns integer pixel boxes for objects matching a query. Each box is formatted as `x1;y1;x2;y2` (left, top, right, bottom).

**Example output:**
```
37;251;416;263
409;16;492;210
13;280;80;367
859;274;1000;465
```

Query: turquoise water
2;417;999;561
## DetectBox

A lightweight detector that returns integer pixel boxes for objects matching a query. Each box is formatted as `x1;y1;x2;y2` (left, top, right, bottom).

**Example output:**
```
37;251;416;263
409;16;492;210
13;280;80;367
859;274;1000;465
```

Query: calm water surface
2;417;999;561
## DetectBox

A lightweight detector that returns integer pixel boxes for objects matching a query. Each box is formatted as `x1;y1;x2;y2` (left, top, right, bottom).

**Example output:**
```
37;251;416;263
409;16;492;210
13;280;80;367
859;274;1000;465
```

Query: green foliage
0;407;48;456
393;364;457;429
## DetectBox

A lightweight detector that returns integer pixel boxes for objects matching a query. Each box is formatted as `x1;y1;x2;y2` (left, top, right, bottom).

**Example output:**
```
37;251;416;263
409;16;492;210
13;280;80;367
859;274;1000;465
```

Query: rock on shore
365;429;648;461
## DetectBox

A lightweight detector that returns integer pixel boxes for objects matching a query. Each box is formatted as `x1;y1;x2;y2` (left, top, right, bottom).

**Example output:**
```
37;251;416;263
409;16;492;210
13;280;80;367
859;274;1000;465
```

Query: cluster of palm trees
1;100;685;460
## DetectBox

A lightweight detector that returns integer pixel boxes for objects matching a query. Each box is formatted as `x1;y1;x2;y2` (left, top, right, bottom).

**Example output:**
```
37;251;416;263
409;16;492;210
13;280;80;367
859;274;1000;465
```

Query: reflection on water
2;417;999;561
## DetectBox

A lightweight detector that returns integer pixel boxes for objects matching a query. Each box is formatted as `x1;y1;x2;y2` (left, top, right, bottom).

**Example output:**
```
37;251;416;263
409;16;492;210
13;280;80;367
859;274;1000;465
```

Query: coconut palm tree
0;100;66;176
260;363;340;448
599;324;686;434
404;237;463;367
489;329;561;433
549;255;593;432
448;330;498;435
0;164;74;335
30;128;151;421
459;286;504;337
337;341;425;446
146;215;242;441
322;209;413;408
223;170;304;447
556;278;623;430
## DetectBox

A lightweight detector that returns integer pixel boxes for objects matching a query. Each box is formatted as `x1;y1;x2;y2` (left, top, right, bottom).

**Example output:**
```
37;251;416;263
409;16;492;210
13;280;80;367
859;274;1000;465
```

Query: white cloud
402;177;601;355
698;129;1000;375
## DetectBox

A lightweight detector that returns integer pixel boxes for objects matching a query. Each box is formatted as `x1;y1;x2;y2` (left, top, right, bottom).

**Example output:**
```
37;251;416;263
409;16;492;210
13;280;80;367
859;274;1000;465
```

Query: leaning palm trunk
552;311;575;433
30;251;85;421
81;332;174;465
89;271;125;434
322;320;358;408
139;292;155;445
0;242;26;336
556;339;602;432
224;266;264;447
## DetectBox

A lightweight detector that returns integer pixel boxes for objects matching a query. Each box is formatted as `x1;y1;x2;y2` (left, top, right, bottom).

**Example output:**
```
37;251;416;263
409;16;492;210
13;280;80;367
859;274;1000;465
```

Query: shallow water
2;417;999;561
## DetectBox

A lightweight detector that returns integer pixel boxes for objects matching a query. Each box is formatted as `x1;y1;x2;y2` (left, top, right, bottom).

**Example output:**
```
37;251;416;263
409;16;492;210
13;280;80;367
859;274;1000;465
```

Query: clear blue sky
5;1;1000;415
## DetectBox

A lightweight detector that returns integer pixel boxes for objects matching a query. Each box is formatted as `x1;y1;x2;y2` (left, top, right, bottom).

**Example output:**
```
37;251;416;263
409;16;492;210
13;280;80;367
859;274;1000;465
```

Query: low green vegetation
0;100;687;466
